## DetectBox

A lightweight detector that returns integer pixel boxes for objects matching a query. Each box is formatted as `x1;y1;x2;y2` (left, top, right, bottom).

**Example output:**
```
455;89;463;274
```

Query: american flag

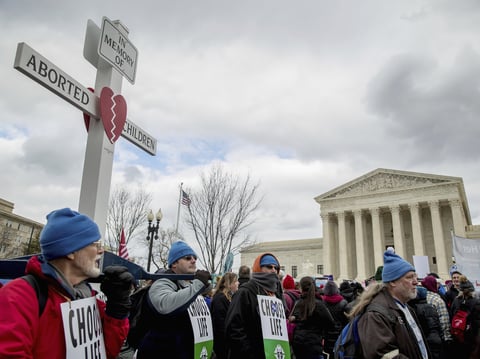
118;228;129;260
181;190;191;206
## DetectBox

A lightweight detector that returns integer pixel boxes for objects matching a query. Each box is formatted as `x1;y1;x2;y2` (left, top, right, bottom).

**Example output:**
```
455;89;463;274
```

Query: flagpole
175;182;183;235
450;229;456;264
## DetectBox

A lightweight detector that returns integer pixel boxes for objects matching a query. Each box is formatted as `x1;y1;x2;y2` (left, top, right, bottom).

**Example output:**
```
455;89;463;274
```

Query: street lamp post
146;209;162;272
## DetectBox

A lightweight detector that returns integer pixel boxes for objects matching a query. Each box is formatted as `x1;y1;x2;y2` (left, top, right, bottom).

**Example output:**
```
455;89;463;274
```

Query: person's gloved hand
194;270;212;286
100;266;134;319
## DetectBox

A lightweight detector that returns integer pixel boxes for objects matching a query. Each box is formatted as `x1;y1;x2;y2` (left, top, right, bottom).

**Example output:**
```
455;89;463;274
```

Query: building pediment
316;168;462;200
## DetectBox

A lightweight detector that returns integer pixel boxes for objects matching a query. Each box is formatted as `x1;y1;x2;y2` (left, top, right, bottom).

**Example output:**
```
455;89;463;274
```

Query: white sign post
14;17;157;237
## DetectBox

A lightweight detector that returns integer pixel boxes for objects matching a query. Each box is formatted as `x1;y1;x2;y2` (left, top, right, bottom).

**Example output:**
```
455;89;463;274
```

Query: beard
408;286;417;300
75;254;102;278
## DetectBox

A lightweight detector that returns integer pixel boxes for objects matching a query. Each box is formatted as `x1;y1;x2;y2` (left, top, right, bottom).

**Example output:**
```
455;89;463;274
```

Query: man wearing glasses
225;252;283;359
136;240;212;358
0;208;134;359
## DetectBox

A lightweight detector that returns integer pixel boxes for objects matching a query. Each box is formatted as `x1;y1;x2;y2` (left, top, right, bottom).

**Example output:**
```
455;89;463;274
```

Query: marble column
321;213;335;278
353;209;368;281
408;203;425;256
390;205;406;258
429;200;449;278
337;212;349;280
450;199;466;237
371;208;384;269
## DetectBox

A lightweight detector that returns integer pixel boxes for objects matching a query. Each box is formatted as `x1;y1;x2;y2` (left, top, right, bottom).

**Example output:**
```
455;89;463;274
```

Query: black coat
225;279;282;359
409;296;442;359
323;297;348;356
211;291;231;359
450;295;480;358
291;298;335;358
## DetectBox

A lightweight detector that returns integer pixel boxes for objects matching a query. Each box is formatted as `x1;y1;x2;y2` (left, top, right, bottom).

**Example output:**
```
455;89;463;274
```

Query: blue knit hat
168;241;197;267
40;208;101;260
260;254;279;267
382;250;415;283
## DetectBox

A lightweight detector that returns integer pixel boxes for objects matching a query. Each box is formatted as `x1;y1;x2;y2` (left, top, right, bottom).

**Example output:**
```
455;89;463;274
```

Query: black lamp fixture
146;209;162;272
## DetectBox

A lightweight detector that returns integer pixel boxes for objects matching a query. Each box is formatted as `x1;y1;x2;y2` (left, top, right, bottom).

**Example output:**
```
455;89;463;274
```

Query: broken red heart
99;87;127;144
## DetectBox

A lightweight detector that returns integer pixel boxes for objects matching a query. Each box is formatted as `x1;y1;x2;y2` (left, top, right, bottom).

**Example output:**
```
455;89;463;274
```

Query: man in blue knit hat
136;240;212;358
352;250;430;359
0;208;134;358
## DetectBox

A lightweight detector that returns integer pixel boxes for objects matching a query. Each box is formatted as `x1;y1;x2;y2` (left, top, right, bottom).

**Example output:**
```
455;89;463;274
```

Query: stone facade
240;168;478;282
0;198;44;258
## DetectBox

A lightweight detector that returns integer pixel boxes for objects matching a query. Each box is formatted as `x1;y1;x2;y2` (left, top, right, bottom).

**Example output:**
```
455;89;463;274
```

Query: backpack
126;277;179;349
21;274;48;317
126;284;154;349
284;290;300;342
333;303;396;359
451;301;471;343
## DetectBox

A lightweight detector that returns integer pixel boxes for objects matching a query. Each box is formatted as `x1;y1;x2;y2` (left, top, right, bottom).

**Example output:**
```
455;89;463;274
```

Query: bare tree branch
106;186;152;253
184;164;261;273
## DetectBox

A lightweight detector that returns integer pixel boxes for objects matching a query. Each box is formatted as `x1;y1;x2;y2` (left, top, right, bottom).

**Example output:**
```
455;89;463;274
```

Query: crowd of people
0;207;480;359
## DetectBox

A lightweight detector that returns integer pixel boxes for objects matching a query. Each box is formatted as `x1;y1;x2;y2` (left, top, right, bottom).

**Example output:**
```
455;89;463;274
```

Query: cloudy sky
1;1;480;263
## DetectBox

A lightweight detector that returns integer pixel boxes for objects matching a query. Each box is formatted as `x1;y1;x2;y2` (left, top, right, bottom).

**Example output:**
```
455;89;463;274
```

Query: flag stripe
181;190;191;206
119;227;129;260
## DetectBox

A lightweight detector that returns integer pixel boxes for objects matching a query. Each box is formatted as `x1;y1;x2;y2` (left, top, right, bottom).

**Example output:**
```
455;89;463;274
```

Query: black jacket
323;296;348;356
409;289;442;359
225;278;282;359
211;291;230;359
291;298;335;357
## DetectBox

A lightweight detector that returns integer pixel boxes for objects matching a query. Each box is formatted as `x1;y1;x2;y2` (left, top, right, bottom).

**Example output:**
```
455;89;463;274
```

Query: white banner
452;234;480;292
61;297;107;359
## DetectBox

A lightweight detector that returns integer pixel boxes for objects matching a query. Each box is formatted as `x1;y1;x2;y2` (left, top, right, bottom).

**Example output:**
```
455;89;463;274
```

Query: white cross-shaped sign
13;17;156;237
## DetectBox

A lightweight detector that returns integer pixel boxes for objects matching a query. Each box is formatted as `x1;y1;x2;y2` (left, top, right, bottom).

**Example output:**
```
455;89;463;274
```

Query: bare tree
0;225;16;259
106;186;152;252
185;164;262;274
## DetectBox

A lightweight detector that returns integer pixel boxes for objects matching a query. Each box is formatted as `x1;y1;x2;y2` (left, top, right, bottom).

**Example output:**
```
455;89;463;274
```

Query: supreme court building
241;168;479;281
316;168;475;281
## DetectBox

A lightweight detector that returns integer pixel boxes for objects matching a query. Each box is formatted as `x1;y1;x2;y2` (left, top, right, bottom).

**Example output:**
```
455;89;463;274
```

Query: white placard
413;255;430;279
257;295;291;359
187;295;213;343
188;295;214;358
61;297;107;359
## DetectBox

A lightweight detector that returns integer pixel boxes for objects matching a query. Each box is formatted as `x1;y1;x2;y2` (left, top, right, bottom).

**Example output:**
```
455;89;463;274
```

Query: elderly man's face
390;271;418;303
73;240;104;279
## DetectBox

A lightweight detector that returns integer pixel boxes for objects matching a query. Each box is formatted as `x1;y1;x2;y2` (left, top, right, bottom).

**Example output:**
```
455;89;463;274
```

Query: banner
452;234;480;292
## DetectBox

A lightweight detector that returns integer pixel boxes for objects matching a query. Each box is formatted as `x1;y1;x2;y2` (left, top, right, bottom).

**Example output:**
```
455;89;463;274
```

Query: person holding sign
136;240;212;358
0;208;134;359
225;252;286;359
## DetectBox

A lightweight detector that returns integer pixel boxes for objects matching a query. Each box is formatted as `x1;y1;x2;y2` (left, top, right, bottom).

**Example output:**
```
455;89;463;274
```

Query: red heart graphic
99;87;127;144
